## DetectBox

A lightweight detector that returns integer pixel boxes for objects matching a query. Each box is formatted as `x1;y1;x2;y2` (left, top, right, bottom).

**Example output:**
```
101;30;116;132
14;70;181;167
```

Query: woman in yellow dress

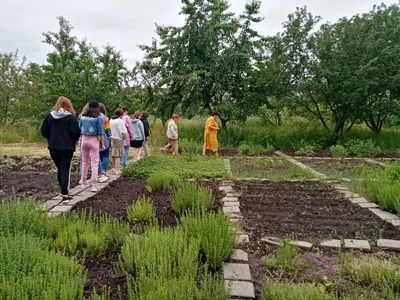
203;112;220;156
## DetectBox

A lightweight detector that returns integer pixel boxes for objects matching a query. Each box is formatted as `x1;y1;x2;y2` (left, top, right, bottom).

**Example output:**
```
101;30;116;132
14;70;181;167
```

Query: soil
281;148;400;159
73;177;223;299
236;180;400;298
219;148;278;157
0;155;79;203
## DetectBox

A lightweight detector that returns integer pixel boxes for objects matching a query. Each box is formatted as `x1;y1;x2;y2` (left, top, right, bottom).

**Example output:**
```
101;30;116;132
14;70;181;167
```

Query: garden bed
219;148;278;157
280;148;399;159
236;180;400;299
0;155;79;203
230;158;315;179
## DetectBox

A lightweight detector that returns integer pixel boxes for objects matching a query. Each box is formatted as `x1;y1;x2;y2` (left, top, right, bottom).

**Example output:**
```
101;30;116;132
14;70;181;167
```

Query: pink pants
81;135;100;184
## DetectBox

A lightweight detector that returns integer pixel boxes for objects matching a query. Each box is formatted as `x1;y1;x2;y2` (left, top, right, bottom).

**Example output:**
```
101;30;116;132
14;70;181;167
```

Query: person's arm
40;115;50;139
208;119;219;131
172;122;178;140
139;122;145;140
144;119;150;137
96;117;105;149
125;116;133;140
70;116;81;142
120;119;127;140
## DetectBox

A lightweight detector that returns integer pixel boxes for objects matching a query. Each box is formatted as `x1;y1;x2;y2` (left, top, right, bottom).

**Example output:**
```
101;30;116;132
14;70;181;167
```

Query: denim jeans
99;147;110;174
121;145;130;167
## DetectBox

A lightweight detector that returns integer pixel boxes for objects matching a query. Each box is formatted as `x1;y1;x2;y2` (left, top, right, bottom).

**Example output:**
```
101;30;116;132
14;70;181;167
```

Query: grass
264;241;300;271
126;196;156;226
172;182;213;215
0;124;45;144
261;283;337;300
123;155;226;179
147;171;181;191
230;158;315;179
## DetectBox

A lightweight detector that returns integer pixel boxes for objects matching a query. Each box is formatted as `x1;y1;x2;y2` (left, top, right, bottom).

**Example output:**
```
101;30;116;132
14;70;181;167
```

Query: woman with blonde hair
41;96;81;203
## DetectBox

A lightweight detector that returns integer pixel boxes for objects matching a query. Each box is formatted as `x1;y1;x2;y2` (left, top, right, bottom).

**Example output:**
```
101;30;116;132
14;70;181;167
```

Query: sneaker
98;175;109;183
80;183;89;189
91;185;98;192
61;196;73;203
115;170;121;175
79;179;83;185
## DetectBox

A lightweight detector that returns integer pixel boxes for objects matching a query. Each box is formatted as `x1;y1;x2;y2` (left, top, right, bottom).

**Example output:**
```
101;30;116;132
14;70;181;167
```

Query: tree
139;0;263;128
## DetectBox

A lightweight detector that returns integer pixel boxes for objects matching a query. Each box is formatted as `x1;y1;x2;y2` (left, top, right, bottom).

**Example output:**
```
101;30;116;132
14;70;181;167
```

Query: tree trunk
220;117;228;130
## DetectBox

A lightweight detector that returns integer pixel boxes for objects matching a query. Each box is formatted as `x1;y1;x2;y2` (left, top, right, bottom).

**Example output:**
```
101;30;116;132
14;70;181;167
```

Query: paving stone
229;213;244;220
69;187;84;196
223;206;241;214
344;239;371;251
230;218;241;224
261;238;281;246
369;208;400;221
219;186;233;192
49;205;73;213
350;197;369;204
48;211;62;217
45;200;61;210
358;202;378;208
236;235;249;245
231;249;249;262
64;195;88;206
223;196;239;202
51;195;62;201
226;192;241;197
224;201;240;207
290;240;313;250
340;190;360;198
377;239;400;251
79;191;96;198
320;239;341;249
224;263;252;281
388;220;400;226
225;280;255;299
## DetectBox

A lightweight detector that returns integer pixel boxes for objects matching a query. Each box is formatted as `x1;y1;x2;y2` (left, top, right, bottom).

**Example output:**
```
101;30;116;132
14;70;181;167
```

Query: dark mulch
236;180;400;299
73;177;223;299
0;156;79;203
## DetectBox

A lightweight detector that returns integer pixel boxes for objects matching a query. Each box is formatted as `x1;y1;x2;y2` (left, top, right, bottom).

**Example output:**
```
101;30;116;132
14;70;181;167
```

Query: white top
110;118;127;140
167;119;178;139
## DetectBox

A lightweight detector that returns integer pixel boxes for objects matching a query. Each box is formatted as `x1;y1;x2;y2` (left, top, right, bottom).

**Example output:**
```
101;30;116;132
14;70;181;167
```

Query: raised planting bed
299;159;383;181
280;148;400;159
230;158;315;180
235;180;400;299
219;148;278;157
0;155;79;203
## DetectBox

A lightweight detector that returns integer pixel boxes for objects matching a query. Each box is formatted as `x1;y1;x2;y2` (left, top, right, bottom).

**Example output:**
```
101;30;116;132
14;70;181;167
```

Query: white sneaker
98;175;108;183
115;170;121;175
80;183;89;189
79;179;83;185
91;185;98;192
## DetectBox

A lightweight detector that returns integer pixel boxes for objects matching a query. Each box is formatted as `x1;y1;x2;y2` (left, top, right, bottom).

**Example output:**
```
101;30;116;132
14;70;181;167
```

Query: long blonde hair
53;96;76;115
78;103;89;119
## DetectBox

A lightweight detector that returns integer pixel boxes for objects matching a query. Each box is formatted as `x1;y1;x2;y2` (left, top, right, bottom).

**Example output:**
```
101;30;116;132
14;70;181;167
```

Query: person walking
203;112;220;156
40;96;81;203
162;114;179;155
98;103;111;182
78;103;89;185
140;111;150;157
109;108;127;175
121;107;133;168
79;100;105;192
130;111;146;162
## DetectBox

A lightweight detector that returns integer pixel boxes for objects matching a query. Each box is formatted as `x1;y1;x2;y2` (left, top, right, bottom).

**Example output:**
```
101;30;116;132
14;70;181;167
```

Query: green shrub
238;143;271;155
172;182;213;214
261;283;336;300
127;196;156;225
181;211;236;269
0;234;86;300
345;139;382;157
330;145;349;158
264;241;299;271
147;171;181;191
179;138;204;155
386;163;400;183
295;140;317;156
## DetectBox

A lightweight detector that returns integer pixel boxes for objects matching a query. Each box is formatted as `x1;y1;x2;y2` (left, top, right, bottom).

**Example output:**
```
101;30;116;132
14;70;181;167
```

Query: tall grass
126;196;156;225
0;124;45;143
147;171;181;191
261;283;337;300
172;182;213;215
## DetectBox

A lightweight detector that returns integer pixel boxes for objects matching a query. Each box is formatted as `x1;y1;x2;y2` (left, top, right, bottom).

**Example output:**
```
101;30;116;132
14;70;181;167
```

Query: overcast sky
0;0;397;68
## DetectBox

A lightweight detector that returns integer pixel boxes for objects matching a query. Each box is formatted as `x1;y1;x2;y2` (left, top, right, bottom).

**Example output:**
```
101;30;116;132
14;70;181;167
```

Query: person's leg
101;148;110;172
136;147;142;160
59;150;74;196
115;157;121;173
172;140;179;155
89;137;100;189
121;145;129;167
81;138;90;187
143;140;149;156
49;150;62;193
164;140;173;153
98;150;103;175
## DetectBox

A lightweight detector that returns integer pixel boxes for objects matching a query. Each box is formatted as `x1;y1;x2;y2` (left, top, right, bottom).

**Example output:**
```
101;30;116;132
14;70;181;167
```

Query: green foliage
345;139;382;157
179;138;204;155
238;143;272;155
295;141;317;156
123;155;226;179
0;234;86;300
264;241;299;271
126;196;156;226
261;283;336;300
172;182;213;215
147;171;181;191
181;212;236;269
330;145;349;158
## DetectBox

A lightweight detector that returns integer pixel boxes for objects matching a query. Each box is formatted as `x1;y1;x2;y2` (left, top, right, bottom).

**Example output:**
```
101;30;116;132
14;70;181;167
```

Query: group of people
41;96;150;203
41;96;221;204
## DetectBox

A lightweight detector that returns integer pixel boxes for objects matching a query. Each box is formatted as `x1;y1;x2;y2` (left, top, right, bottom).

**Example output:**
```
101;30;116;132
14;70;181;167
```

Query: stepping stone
69;187;84;196
230;213;244;219
369;208;400;221
51;195;62;201
223;197;239;202
219;186;233;192
49;205;73;214
224;202;240;207
236;235;249;245
48;211;62;217
79;191;95;198
45;200;61;210
344;239;371;251
388;220;400;226
64;195;88;206
377;239;400;251
333;185;348;190
358;202;378;208
350;197;369;204
290;240;313;250
225;280;255;299
261;237;281;246
224;263;252;281
340;190;360;198
231;249;248;262
320;239;341;249
223;206;241;214
226;192;240;197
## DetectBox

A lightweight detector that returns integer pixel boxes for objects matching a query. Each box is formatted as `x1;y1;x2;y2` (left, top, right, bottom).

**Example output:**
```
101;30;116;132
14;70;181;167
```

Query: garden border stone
377;239;400;251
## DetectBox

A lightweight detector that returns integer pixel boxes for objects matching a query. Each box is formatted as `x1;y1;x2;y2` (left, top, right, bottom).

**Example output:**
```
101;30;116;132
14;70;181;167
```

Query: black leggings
50;150;74;195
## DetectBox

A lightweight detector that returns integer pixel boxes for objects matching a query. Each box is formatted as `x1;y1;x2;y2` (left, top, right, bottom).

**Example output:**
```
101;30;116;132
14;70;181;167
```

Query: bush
127;196;156;225
179;138;204;155
330;145;349;158
261;283;336;300
0;234;86;299
181;211;237;269
345;139;382;157
172;182;213;214
264;240;299;271
147;171;181;191
295;140;317;156
238;143;273;156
